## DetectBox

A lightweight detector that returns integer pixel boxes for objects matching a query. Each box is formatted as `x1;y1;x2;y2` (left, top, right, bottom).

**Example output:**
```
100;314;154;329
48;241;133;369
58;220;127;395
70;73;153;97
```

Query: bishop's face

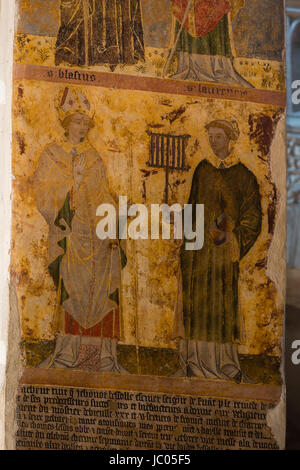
67;113;90;144
208;127;230;160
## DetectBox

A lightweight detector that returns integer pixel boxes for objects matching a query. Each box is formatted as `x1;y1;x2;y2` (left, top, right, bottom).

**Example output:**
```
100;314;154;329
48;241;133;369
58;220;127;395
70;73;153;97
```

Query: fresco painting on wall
15;0;285;90
11;0;286;451
12;80;284;384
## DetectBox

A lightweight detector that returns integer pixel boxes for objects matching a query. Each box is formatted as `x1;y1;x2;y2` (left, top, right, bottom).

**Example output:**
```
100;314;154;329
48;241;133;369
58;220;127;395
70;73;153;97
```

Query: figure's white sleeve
34;147;72;227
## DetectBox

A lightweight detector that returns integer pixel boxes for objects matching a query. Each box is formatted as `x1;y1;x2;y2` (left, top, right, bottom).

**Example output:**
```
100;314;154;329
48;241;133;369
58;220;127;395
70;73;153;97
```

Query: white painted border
0;0;15;450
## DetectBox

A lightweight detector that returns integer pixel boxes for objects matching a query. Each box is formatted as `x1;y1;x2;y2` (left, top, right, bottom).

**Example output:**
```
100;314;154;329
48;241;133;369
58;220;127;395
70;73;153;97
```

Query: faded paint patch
233;0;285;61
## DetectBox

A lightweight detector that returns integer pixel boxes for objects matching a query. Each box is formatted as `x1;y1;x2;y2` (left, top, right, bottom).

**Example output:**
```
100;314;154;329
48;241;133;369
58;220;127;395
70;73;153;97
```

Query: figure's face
67;113;90;141
208;127;230;158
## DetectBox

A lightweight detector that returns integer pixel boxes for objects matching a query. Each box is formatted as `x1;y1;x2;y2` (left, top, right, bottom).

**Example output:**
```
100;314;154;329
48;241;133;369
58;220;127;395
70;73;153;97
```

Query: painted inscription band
13;64;286;107
20;368;282;403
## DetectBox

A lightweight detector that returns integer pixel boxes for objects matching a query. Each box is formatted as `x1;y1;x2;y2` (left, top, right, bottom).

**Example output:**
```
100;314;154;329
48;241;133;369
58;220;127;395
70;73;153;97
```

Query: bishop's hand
73;155;86;191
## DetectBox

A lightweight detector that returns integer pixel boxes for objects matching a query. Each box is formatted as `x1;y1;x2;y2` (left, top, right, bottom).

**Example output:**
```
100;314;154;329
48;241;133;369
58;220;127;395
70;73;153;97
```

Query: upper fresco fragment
15;0;285;91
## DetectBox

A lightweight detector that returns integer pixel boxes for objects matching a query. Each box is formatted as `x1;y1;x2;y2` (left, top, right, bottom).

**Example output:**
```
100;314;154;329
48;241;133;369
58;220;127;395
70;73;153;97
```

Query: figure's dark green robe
174;14;232;58
181;159;262;344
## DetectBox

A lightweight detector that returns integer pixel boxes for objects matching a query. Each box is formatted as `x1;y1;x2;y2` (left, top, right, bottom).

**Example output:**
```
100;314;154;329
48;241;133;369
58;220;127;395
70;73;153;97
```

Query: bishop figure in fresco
34;87;127;372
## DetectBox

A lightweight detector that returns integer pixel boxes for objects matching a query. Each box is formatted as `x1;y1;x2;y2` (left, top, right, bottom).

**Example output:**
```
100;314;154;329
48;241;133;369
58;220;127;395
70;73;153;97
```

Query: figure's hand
215;213;235;233
209;228;227;245
210;214;236;246
73;155;86;191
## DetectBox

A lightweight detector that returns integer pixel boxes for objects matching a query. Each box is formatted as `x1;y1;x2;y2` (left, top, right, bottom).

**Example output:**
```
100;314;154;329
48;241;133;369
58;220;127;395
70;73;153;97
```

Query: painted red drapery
65;309;120;339
171;0;231;38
